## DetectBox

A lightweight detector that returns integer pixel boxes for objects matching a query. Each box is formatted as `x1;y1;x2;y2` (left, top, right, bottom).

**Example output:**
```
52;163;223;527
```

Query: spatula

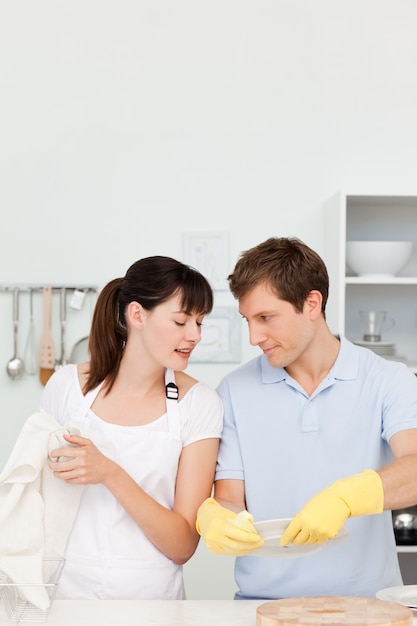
38;284;55;385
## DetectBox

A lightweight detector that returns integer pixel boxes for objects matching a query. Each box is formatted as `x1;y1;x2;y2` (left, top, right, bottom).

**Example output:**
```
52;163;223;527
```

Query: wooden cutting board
256;596;412;626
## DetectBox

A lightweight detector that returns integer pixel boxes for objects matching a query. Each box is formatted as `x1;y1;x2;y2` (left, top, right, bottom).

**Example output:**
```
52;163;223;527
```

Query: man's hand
281;469;384;546
196;498;264;556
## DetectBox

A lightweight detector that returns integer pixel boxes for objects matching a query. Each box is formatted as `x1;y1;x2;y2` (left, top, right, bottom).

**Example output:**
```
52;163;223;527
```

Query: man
197;236;417;600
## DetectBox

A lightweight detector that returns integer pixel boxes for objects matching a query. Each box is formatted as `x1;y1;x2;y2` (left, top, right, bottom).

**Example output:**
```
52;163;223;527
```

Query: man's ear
305;290;323;320
126;301;146;328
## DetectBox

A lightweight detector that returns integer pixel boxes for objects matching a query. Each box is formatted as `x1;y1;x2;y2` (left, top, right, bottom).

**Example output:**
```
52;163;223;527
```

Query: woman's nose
186;323;202;343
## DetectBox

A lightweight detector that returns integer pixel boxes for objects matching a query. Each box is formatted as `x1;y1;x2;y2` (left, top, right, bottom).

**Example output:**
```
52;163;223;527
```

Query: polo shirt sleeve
381;361;417;443
215;377;245;481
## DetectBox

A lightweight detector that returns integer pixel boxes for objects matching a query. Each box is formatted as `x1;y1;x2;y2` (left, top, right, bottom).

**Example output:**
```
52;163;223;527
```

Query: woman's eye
175;321;186;326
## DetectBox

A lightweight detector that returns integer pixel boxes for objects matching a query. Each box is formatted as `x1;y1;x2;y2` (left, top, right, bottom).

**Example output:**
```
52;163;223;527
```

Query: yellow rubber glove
196;498;264;556
281;469;384;546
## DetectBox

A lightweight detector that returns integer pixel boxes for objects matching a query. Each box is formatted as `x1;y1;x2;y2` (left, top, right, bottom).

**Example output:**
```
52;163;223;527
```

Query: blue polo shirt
216;335;417;599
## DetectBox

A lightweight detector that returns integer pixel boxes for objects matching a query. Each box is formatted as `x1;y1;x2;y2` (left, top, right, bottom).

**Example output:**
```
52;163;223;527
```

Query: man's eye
261;315;271;321
175;321;186;326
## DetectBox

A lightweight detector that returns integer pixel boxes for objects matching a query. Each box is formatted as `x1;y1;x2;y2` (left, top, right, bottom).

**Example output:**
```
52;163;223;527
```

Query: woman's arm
49;434;219;564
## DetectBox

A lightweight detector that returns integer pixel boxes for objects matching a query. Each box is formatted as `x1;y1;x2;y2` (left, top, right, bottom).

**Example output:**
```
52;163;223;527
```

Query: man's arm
379;428;417;510
213;478;247;512
281;428;417;546
196;478;264;555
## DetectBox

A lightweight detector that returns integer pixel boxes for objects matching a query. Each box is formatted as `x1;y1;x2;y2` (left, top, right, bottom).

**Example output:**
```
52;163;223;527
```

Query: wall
1;0;416;599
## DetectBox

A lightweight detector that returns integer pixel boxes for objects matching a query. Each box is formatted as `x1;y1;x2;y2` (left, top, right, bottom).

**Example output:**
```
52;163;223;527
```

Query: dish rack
0;558;64;623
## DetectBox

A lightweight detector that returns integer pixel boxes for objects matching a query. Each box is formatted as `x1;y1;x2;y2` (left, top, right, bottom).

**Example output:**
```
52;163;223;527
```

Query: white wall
1;0;416;599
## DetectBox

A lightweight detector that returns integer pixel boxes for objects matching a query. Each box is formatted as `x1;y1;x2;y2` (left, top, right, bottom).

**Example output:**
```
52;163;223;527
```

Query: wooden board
256;596;412;626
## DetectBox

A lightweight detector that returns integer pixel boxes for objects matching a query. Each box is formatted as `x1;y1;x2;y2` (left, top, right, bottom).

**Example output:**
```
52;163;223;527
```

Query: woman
40;256;223;600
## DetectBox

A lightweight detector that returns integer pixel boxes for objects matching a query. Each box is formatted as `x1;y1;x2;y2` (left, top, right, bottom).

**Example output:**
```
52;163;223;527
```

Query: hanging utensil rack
0;284;98;294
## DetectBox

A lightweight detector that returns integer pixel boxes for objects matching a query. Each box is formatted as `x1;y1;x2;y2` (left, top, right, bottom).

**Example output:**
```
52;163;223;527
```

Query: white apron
56;369;185;600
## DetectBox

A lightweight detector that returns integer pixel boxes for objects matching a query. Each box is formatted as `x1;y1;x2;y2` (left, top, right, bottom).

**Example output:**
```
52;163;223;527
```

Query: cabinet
323;191;417;373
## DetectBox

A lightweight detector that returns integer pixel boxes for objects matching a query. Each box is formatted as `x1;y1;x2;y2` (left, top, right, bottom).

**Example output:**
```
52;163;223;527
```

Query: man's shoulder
217;355;264;392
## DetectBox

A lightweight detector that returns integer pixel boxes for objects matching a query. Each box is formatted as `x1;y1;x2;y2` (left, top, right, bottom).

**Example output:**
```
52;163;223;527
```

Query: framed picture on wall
182;231;230;291
190;306;241;363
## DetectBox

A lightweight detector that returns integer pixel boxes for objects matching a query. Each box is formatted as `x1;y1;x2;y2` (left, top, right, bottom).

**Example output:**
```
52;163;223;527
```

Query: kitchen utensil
359;310;395;342
346;241;413;278
6;288;25;380
38;285;55;385
0;557;65;622
23;288;37;375
256;596;412;626
392;506;417;545
253;519;349;558
377;585;417;610
70;288;86;310
69;336;89;364
55;288;67;369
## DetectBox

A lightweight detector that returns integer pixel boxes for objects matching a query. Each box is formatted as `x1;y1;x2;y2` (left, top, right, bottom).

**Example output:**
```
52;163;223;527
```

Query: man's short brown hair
228;237;329;316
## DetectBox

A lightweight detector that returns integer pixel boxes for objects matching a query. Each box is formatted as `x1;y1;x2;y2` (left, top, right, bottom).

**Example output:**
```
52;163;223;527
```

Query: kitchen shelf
397;546;417;553
0;283;97;293
323;191;417;367
346;277;417;285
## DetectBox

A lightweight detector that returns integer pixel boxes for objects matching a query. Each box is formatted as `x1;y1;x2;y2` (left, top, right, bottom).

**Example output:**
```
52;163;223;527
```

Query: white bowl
346;241;413;278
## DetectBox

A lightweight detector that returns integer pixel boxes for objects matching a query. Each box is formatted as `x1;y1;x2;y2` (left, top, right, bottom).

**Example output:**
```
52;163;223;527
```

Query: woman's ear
305;290;323;320
126;301;146;328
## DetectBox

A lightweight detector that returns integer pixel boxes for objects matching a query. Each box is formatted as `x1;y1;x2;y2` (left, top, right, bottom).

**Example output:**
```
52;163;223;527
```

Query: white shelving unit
397;546;417;553
323;192;417;562
323;191;417;373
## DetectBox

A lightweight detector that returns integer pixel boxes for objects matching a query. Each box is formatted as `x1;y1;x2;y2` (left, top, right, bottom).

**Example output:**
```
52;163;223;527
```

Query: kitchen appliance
392;506;417;545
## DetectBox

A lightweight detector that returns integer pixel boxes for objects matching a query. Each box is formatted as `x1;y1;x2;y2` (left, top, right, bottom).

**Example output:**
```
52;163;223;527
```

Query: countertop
0;600;264;626
1;599;416;626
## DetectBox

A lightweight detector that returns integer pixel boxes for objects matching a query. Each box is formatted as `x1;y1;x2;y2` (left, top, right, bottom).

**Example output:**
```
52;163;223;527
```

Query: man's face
239;282;315;369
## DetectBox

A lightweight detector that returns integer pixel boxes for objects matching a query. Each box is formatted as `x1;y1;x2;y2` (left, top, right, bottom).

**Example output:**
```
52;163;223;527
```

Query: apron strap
75;375;104;420
165;369;181;440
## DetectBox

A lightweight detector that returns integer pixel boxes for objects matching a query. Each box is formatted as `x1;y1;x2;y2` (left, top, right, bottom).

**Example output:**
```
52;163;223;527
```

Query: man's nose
248;324;266;347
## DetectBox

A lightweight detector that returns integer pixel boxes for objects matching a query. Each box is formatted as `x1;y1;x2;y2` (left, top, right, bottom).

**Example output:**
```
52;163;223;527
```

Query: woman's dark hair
83;256;213;394
228;237;329;316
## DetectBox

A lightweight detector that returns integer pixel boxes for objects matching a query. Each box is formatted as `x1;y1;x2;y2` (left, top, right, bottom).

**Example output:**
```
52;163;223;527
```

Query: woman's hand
49;434;114;485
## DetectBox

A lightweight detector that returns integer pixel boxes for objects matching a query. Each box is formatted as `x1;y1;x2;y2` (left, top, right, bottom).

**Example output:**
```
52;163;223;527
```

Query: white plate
376;585;417;610
251;518;349;558
354;340;395;347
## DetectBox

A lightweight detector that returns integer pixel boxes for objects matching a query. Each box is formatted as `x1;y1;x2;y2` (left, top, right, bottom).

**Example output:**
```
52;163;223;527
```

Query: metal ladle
6;288;25;380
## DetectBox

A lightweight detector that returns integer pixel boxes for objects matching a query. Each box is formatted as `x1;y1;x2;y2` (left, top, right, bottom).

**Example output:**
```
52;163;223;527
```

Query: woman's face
138;293;205;370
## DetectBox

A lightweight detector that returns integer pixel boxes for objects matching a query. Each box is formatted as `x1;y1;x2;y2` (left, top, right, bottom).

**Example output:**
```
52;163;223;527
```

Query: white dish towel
0;412;85;610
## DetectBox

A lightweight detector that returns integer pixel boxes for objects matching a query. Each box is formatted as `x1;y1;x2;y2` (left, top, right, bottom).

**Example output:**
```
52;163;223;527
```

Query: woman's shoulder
175;370;199;400
44;362;80;389
174;370;219;402
40;363;84;420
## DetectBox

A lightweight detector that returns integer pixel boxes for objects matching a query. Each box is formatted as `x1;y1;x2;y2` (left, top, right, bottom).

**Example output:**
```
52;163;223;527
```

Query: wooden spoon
38;285;55;385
